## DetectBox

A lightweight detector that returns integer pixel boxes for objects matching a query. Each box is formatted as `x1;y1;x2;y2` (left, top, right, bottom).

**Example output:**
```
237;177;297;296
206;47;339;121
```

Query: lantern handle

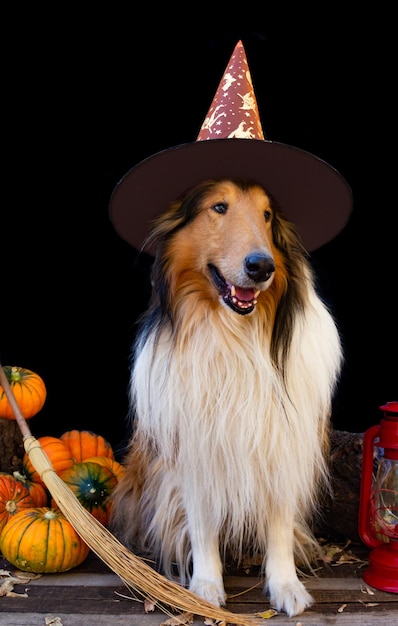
358;424;384;549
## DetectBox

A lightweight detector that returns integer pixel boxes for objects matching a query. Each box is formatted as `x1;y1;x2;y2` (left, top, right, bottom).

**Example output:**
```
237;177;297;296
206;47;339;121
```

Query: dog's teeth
231;285;236;297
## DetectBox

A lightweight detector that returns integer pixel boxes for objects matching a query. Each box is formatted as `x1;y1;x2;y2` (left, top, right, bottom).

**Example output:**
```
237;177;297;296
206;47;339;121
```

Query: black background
2;10;396;455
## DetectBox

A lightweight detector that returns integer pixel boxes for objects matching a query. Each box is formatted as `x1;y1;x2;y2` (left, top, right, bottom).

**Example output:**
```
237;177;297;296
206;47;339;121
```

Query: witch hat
109;40;352;253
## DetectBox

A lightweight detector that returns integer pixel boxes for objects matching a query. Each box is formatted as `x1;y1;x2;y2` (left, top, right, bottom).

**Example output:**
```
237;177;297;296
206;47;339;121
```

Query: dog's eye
264;210;272;222
212;202;227;214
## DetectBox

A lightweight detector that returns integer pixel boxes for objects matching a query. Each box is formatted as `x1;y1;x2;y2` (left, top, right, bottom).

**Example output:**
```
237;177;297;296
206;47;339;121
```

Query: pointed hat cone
197;40;265;141
110;40;352;252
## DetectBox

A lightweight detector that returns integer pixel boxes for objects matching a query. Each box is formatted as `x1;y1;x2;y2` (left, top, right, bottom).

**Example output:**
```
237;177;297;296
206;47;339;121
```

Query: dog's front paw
189;576;227;607
267;577;314;617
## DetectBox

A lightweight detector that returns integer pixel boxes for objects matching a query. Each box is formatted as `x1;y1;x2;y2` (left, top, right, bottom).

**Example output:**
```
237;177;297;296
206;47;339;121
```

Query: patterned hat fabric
110;40;352;253
197;41;265;141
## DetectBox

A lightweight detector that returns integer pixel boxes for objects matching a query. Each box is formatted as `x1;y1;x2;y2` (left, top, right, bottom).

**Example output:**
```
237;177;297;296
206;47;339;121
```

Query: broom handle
0;362;32;439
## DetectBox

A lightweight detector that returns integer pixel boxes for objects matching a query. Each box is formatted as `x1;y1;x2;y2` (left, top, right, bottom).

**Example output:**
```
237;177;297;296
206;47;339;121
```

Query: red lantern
358;401;398;592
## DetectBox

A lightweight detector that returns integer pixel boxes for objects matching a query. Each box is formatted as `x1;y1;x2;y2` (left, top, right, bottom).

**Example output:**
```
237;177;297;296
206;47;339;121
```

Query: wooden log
316;430;364;542
0;418;25;474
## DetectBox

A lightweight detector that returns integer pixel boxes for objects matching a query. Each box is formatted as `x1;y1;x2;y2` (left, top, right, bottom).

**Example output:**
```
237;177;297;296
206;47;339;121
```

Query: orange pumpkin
12;470;49;507
84;456;126;482
60;430;114;462
22;436;74;488
0;507;90;573
0;473;36;534
0;366;47;420
55;461;117;526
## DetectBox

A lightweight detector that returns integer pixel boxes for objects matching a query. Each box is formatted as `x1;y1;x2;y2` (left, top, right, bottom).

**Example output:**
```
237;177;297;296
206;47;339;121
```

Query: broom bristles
23;436;253;625
0;364;253;624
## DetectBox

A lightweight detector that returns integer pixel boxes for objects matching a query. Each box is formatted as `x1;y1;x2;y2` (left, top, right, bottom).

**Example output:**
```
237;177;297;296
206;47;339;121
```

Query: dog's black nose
245;253;275;282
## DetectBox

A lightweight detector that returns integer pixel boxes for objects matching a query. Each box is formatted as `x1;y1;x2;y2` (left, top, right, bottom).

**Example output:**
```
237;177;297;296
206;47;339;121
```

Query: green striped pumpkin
0;507;89;573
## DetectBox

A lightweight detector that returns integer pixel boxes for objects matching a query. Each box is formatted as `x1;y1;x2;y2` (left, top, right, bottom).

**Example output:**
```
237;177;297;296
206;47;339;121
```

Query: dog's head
147;179;306;317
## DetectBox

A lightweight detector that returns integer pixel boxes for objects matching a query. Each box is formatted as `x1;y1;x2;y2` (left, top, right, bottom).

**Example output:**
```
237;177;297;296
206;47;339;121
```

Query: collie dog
110;179;343;617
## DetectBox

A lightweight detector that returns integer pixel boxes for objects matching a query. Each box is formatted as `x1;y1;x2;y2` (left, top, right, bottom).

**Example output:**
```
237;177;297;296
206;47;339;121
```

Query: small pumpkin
84;456;126;482
12;470;49;507
22;436;74;488
55;461;117;526
60;430;114;462
0;473;36;534
0;507;90;573
0;366;47;420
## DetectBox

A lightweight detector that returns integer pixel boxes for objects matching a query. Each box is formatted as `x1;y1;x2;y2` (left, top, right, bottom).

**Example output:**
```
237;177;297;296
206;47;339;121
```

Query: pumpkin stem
43;510;59;520
13;471;26;483
10;367;22;383
5;500;17;513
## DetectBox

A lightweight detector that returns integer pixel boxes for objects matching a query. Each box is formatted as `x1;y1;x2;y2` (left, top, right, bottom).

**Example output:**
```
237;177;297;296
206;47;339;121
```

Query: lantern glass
372;456;398;542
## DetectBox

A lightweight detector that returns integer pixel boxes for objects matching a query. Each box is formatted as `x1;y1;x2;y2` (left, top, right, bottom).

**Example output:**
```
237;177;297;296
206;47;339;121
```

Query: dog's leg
186;504;226;607
265;514;314;617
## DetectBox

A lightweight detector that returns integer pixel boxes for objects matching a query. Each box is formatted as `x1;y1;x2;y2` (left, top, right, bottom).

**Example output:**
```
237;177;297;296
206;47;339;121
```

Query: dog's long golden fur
110;180;343;617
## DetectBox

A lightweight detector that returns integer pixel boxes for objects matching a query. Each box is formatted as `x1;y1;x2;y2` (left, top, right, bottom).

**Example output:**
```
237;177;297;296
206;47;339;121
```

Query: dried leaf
6;590;29;597
255;608;279;618
320;539;368;568
320;539;356;563
337;603;347;612
14;570;41;581
323;545;344;560
0;577;16;596
44;617;63;625
361;584;375;595
0;569;44;598
144;596;156;612
334;551;367;565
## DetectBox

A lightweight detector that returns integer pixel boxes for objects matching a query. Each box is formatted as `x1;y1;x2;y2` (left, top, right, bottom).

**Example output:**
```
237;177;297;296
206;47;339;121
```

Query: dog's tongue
234;286;256;302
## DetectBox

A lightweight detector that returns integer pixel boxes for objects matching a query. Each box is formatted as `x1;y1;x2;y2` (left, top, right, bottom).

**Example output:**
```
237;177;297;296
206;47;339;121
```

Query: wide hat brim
109;137;352;254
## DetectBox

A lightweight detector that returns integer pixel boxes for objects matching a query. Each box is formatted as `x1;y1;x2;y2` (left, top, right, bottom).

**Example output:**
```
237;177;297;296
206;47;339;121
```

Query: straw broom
0;363;254;625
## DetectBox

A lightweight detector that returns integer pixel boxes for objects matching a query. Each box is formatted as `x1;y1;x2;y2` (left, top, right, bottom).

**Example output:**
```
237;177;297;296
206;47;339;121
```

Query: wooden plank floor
1;540;398;625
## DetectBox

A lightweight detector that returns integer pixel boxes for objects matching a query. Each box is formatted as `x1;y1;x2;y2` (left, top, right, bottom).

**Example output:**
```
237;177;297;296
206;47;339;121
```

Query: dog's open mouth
208;264;260;315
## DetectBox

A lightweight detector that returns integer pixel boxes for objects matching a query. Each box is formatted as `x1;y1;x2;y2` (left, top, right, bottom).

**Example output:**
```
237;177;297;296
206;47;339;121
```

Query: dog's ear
272;212;307;258
144;200;184;248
